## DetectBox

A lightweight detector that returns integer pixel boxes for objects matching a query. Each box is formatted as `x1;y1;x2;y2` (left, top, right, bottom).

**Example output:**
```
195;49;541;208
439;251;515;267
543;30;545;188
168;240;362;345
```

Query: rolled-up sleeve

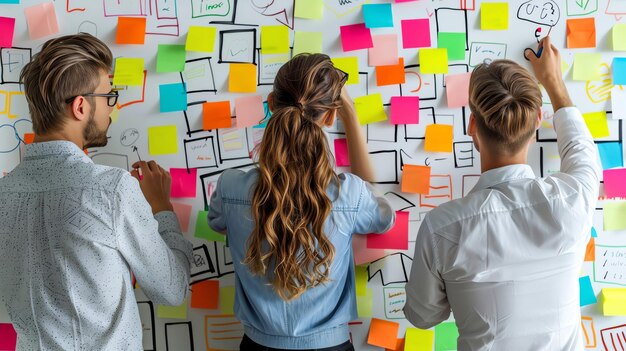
207;174;227;233
353;180;395;234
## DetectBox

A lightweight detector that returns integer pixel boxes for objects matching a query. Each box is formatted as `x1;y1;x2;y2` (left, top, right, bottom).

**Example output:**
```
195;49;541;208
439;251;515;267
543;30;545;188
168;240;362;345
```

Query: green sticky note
220;286;236;314
573;53;602;81
357;288;373;318
405;328;435;351
435;322;459;351
438;32;465;61
157;299;187;319
604;201;626;231
481;2;508;30
420;48;449;74
355;265;368;296
194;210;226;242
157;44;186;72
261;25;290;54
355;93;388;125
112;58;144;86
331;57;359;85
293;31;323;56
614;24;626;51
148;125;178;155
583;111;610;138
186;26;217;52
294;0;323;19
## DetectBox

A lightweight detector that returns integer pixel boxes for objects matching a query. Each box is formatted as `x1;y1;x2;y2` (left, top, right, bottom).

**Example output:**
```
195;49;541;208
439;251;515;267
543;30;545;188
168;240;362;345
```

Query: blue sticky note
159;83;187;112
363;4;393;28
579;276;597;306
254;101;272;129
597;142;624;170
591;227;598;238
614;58;626;85
0;0;19;3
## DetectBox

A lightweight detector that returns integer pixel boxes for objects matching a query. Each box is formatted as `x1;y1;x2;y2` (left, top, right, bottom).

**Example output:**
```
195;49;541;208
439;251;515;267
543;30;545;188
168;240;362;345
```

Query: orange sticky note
203;101;232;130
567;18;596;49
584;238;595;262
376;57;406;86
116;17;146;44
229;63;257;93
368;318;400;349
424;124;453;152
23;133;35;144
191;280;219;309
401;164;431;194
385;338;404;351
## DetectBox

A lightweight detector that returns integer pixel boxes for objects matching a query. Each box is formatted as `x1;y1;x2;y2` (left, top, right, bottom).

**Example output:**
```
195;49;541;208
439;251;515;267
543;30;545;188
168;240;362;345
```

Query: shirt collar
24;140;93;163
469;164;536;194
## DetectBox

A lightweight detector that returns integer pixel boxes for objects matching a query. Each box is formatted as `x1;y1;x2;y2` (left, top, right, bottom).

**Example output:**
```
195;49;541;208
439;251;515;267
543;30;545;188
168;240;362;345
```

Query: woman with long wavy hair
208;53;395;351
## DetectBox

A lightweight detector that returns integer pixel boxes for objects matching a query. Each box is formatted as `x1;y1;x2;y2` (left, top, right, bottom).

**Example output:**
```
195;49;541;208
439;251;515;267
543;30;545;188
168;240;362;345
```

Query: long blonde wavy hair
245;54;346;301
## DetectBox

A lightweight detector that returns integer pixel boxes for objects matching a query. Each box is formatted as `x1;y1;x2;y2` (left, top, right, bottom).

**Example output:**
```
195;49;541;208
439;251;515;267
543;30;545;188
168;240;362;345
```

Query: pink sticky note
235;95;264;128
0;323;17;351
604;168;626;198
445;72;471;108
0;17;16;48
24;3;59;40
366;211;409;250
340;23;374;52
401;18;431;48
171;202;193;232
170;168;198;198
334;138;350;166
353;234;387;265
369;34;398;66
390;96;419;124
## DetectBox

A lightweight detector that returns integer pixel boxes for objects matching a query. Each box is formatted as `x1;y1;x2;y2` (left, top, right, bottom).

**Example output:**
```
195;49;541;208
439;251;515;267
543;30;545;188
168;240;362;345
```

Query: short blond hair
469;59;542;155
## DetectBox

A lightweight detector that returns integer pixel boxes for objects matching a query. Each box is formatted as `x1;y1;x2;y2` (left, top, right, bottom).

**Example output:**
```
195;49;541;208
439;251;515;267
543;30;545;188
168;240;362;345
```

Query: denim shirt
207;169;394;349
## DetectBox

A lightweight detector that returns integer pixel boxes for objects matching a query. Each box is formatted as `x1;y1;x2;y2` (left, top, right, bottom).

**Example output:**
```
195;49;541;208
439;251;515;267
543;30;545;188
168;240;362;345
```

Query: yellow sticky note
261;25;290;54
356;265;368;296
405;328;435;351
604;201;626;231
419;48;448;74
573;53;602;81
601;288;626;315
186;26;217;52
293;31;323;56
148;125;178;155
425;124;453;152
583;111;610;138
220;286;236;314
613;24;626;51
229;63;257;93
481;2;508;30
113;58;144;86
355;93;388;125
295;0;324;19
357;288;373;318
331;57;359;85
157;299;187;319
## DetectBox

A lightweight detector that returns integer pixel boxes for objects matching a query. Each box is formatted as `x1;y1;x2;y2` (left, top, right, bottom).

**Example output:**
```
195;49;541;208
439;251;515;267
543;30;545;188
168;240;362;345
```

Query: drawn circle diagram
0;119;32;153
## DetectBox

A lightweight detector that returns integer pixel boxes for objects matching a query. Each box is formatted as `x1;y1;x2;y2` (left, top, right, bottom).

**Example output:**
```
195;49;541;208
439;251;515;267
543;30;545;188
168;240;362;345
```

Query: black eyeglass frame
65;90;119;107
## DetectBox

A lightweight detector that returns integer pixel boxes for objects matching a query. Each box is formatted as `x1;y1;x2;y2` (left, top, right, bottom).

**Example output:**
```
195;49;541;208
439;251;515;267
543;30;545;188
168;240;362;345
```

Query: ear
536;110;542;129
467;113;476;136
70;96;90;122
321;109;336;127
267;92;275;112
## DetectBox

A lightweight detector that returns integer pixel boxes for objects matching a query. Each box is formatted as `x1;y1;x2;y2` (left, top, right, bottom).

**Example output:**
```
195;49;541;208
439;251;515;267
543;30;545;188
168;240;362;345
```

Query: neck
34;130;85;150
480;152;528;173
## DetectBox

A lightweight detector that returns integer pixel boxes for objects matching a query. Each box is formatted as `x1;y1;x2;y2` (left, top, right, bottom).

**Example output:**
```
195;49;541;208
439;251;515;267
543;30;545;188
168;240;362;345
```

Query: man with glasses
0;34;193;350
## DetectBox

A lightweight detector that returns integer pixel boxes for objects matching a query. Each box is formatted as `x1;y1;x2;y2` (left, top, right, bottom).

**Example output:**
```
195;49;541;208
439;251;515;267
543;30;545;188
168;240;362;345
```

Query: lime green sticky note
604;201;626;231
112;58;144;86
435;322;459;351
293;31;323;56
261;25;290;54
357;288;373;318
157;299;187;319
186;26;217;52
573;53;602;81
294;0;323;19
481;2;508;30
405;328;435;351
157;44;186;72
583;111;610;138
355;265;368;296
195;210;226;242
420;48;448;74
220;286;236;314
614;24;626;51
355;93;388;125
438;32;465;61
148;125;178;155
331;56;359;85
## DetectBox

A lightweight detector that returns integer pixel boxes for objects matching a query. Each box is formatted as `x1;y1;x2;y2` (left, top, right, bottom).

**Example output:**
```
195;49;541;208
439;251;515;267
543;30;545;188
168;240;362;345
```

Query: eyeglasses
336;68;349;86
65;90;119;107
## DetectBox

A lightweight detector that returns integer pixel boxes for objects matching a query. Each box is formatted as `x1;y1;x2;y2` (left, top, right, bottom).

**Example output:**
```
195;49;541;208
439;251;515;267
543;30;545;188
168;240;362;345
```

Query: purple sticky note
401;18;431;48
24;2;59;40
390;96;420;124
340;23;373;52
235;95;265;128
0;17;16;48
334;138;350;166
603;168;626;198
0;323;17;351
170;168;198;198
367;211;409;250
445;72;472;108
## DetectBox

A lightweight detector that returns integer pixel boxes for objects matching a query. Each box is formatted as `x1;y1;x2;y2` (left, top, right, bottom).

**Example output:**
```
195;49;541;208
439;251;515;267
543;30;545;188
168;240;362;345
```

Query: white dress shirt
404;107;600;350
0;141;193;350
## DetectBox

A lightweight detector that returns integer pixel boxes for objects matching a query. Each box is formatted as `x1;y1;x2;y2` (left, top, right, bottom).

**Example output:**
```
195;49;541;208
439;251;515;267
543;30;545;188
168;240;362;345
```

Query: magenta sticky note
445;72;472;108
401;18;431;48
0;17;16;48
334;138;350;166
340;23;373;52
390;96;419;124
172;202;193;232
0;323;17;351
24;2;59;40
170;168;198;198
604;168;626;198
367;211;409;250
235;95;265;128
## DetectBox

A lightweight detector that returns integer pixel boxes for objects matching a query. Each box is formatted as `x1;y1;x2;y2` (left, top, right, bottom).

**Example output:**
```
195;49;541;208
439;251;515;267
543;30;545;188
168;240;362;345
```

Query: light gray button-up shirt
0;141;193;350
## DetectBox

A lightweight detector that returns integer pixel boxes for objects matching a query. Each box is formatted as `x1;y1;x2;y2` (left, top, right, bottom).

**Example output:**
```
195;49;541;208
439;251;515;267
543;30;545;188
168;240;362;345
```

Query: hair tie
295;102;305;115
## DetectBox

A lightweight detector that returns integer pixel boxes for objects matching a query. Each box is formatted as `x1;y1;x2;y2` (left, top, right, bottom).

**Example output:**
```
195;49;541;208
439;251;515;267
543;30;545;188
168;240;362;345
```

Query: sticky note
294;0;323;19
401;19;431;48
0;17;16;48
293;31;323;56
0;0;19;3
354;93;388;125
159;83;187;112
157;300;187;319
584;238;595;262
600;288;626;316
0;323;17;351
387;338;405;351
357;288;373;317
113;58;144;86
419;48;448;74
170;168;197;198
573;53;602;81
435;322;459;351
612;87;626;119
229;63;257;93
24;2;59;40
591;226;598;238
340;23;373;52
331;57;359;85
405;328;435;351
425;124;453;152
604;201;626;231
390;96;419;124
402;164;431;194
376;57;406;86
171;202;192;232
220;286;236;314
367;211;409;250
368;318;400;349
353;234;387;265
614;24;626;51
23;133;35;144
191;280;219;309
604;168;626;198
148;125;178;155
579;276;597;306
613;58;626;85
369;34;399;66
481;2;508;30
261;25;290;54
235;95;264;128
438;32;465;61
363;4;393;28
157;44;186;72
203;101;232;130
567;18;596;49
334;138;350;167
195;210;226;241
597;142;623;170
583;111;610;139
445;72;471;108
116;17;146;44
186;26;217;52
355;265;368;296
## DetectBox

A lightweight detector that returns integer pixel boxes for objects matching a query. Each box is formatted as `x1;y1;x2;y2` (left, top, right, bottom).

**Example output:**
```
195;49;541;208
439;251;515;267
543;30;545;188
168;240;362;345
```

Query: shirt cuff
154;211;182;235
